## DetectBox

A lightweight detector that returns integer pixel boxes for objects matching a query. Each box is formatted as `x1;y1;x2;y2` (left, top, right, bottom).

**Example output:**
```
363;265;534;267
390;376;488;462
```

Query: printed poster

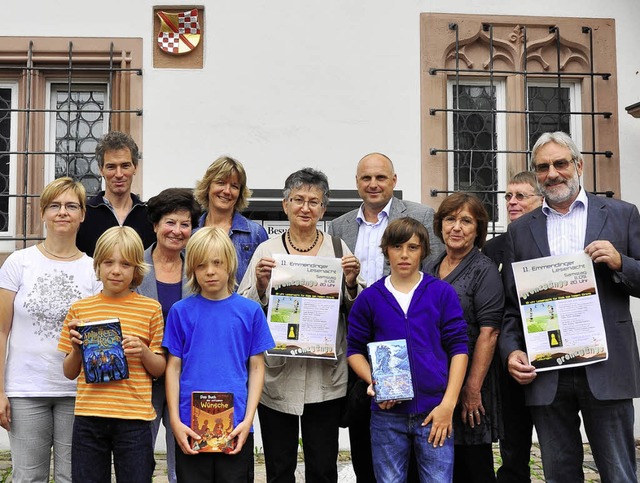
511;251;608;371
266;254;343;359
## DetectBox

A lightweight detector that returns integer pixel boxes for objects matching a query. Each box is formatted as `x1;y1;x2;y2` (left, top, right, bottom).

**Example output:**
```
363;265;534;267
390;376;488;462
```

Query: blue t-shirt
163;293;275;429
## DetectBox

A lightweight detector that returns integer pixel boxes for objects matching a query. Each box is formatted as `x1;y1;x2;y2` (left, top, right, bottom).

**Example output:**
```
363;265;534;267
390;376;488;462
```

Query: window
421;14;619;233
448;80;506;226
48;83;109;194
0;84;17;238
0;37;142;258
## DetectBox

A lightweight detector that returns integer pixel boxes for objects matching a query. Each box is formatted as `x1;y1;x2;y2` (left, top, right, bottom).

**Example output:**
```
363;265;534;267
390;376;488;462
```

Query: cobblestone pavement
0;443;637;482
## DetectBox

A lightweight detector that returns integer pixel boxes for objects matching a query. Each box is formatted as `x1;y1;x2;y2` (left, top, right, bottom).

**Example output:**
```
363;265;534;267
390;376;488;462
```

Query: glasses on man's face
504;192;540;202
288;197;323;209
532;159;575;174
46;202;81;213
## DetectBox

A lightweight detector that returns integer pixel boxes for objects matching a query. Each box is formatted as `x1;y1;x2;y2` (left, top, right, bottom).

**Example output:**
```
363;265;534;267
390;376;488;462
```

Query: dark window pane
0;88;11;232
452;85;498;221
54;87;105;197
528;86;571;148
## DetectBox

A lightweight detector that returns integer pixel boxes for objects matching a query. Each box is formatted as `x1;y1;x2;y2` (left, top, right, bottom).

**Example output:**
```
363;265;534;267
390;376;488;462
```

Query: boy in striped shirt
59;226;166;482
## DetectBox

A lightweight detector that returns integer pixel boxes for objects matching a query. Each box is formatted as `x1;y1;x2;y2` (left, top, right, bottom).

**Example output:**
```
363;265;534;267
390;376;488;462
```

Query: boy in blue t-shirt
163;227;274;482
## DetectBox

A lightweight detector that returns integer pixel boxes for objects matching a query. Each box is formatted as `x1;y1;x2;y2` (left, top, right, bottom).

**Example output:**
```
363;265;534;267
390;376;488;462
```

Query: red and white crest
157;9;201;55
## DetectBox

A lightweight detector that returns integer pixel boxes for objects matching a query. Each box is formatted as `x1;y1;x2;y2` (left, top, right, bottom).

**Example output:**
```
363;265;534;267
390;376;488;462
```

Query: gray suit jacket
499;192;640;405
136;243;191;303
327;197;444;275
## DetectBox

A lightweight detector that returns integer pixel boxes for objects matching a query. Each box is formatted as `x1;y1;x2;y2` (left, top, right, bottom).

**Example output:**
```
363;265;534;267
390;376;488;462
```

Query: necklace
41;242;80;260
287;229;320;253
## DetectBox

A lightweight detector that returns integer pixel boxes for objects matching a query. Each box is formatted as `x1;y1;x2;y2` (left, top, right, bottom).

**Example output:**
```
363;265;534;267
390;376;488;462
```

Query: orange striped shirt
58;291;164;420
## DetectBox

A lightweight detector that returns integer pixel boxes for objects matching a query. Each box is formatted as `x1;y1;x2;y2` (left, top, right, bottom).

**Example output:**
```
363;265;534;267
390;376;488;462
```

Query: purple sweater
347;274;468;415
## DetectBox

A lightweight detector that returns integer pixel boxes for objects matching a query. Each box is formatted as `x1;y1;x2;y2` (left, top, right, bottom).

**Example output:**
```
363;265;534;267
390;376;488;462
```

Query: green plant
0;466;12;483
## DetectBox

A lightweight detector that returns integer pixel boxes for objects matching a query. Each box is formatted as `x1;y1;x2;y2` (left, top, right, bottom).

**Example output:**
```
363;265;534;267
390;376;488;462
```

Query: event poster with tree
511;251;608;371
266;255;343;359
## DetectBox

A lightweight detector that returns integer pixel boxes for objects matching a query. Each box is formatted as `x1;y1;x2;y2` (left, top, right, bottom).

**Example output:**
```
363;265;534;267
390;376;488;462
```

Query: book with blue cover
367;339;414;403
77;318;129;384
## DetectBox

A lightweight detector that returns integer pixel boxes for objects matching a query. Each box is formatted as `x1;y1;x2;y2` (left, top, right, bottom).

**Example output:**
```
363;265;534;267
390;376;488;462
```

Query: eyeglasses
46;202;82;213
532;159;575;174
288;197;324;209
442;215;475;227
504;192;541;202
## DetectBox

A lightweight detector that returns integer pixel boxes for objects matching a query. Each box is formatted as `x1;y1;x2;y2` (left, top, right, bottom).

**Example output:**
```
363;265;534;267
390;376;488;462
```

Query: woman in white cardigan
238;168;363;483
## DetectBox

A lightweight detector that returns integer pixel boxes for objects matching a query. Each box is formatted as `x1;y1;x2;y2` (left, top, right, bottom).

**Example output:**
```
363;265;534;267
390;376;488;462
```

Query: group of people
0;128;637;483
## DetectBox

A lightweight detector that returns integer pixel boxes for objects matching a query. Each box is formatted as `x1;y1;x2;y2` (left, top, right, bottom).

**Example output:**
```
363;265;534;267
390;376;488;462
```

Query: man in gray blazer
500;132;640;482
328;152;443;287
327;152;443;482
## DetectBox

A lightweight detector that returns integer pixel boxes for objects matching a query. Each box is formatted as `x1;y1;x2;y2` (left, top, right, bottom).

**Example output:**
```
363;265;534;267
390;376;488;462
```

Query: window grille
426;20;615;233
0;39;142;250
0;87;13;233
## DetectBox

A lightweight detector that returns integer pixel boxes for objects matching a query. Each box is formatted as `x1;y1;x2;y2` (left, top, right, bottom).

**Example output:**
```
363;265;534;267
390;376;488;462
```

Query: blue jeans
72;416;154;483
8;396;75;483
151;378;176;483
370;410;454;483
531;367;636;483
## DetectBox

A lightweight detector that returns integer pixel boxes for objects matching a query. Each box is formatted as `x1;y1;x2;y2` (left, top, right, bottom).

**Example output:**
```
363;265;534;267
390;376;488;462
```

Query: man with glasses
483;171;541;483
484;171;542;269
76;131;155;256
327;152;443;482
500;131;640;482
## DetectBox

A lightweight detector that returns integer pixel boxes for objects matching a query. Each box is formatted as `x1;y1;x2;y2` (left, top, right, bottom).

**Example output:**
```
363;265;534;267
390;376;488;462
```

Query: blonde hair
40;177;87;217
194;156;252;212
185;227;238;295
93;226;149;289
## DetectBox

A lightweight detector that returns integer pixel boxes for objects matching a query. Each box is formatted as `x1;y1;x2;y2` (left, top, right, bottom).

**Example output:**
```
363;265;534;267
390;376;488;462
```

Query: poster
511;251;608;371
266;254;343;359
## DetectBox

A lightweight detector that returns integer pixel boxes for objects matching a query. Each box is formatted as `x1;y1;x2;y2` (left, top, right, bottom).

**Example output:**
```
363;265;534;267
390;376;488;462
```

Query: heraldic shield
157;8;201;55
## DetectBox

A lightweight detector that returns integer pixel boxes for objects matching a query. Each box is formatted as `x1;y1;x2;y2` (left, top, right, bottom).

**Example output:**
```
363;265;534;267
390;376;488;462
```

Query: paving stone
1;442;639;482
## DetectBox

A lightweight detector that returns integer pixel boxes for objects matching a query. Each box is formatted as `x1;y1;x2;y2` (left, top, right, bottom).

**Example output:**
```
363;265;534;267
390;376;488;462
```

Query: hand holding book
67;319;84;353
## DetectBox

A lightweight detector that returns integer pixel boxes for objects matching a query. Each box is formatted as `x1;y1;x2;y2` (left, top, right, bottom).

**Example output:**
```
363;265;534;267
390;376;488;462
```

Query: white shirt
384;273;423;315
542;187;589;256
0;246;102;397
354;198;393;287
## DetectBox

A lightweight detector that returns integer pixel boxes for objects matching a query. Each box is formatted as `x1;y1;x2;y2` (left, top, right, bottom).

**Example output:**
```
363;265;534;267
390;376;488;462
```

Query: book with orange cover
190;392;236;453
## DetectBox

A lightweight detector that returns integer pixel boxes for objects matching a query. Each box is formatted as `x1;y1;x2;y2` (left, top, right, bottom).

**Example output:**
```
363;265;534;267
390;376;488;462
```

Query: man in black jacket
76;131;155;256
483;171;541;483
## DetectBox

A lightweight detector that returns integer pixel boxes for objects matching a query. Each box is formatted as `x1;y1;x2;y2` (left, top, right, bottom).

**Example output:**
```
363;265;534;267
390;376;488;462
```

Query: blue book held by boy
78;318;129;384
367;339;414;403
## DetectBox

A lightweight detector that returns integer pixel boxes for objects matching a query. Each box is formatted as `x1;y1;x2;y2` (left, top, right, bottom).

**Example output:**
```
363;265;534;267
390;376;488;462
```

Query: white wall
2;0;640;449
2;1;638;202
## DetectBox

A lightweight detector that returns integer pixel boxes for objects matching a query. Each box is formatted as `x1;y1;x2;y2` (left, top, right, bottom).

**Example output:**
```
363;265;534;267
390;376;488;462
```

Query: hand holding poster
511;251;608;371
266;254;343;359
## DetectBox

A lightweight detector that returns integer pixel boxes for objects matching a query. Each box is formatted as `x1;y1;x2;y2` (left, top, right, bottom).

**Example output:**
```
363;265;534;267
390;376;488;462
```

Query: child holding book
58;226;166;482
346;217;469;482
163;227;274;482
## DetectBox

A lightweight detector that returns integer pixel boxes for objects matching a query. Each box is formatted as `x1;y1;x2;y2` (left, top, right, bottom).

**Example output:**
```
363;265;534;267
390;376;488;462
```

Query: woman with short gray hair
238;167;363;482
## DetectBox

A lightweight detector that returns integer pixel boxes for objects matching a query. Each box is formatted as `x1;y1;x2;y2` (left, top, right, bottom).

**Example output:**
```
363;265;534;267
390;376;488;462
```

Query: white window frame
0;82;18;249
526;79;583;153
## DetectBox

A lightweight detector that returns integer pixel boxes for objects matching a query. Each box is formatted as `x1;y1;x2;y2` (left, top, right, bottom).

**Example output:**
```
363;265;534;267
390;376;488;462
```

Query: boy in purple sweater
347;217;468;482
